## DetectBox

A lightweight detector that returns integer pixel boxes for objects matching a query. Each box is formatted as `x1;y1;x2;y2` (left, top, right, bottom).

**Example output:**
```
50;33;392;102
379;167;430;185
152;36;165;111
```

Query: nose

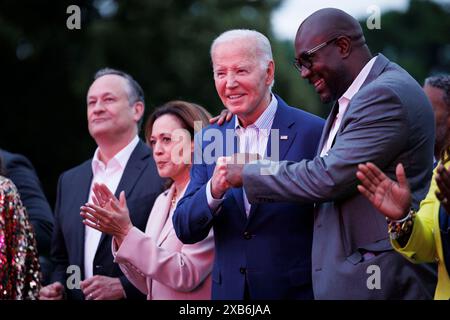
300;66;312;79
225;73;238;89
91;101;105;114
153;141;164;156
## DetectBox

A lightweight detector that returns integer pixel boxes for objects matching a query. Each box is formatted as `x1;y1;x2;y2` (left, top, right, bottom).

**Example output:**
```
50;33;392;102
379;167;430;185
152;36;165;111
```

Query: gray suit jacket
243;54;437;299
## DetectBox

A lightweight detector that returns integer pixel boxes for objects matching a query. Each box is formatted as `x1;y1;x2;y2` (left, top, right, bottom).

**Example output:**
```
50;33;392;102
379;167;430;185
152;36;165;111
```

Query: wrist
387;209;416;241
211;183;225;199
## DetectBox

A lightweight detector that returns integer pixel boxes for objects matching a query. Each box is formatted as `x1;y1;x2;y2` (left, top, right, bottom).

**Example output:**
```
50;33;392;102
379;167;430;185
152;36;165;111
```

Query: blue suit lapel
265;95;297;161
220;118;247;219
246;95;297;222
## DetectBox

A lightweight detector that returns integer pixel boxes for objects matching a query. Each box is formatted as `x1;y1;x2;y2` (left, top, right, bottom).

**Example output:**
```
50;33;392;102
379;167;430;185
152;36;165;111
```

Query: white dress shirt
320;56;377;157
206;94;278;216
84;135;139;279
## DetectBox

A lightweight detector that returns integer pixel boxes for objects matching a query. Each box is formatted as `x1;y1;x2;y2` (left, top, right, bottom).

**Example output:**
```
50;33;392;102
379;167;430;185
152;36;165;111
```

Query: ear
265;60;275;86
132;101;145;122
336;36;352;59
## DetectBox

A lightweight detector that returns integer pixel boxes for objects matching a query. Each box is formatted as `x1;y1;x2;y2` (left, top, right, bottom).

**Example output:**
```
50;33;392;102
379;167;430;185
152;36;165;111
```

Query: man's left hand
80;275;125;300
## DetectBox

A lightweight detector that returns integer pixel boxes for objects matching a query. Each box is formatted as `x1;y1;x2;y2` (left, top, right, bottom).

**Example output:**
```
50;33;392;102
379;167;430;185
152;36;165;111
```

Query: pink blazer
112;184;214;300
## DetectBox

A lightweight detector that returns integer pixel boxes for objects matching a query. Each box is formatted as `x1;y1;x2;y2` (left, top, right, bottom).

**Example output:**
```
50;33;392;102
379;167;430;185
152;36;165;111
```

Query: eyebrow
88;92;117;100
151;132;172;138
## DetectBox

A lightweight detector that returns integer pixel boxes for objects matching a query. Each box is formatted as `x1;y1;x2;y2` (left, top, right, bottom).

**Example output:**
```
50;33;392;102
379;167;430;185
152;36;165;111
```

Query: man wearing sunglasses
224;8;437;299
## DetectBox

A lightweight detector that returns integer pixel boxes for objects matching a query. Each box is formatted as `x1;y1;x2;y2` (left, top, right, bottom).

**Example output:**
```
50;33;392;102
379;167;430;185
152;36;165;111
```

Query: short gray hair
425;74;450;108
94;68;145;107
210;29;275;89
93;68;146;128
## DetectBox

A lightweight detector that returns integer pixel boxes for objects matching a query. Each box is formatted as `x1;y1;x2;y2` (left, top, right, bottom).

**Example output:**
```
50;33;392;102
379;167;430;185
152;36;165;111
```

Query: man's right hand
209;109;234;126
211;156;232;199
39;282;64;300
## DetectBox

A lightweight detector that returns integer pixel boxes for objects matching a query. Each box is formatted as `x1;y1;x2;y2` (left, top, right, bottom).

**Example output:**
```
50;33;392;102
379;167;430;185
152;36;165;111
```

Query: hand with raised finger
81;275;124;300
82;191;133;246
209;109;234;126
92;183;118;210
435;164;450;215
356;162;411;220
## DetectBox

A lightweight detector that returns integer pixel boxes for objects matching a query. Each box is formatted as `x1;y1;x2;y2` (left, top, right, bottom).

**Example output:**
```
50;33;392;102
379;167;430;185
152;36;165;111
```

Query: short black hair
425;74;450;108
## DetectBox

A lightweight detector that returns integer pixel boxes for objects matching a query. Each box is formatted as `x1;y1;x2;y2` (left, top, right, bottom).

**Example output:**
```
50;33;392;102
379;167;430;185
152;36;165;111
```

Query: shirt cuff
206;179;224;213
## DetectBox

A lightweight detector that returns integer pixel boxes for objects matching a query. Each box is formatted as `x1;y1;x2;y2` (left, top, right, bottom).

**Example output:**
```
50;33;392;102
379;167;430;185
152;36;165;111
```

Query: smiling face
147;114;192;181
87;74;141;142
294;32;346;104
212;38;274;127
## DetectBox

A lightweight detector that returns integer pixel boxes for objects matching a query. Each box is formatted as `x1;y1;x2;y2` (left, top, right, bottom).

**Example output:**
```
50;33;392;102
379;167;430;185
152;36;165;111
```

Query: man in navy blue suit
39;68;163;300
0;149;54;284
173;30;324;299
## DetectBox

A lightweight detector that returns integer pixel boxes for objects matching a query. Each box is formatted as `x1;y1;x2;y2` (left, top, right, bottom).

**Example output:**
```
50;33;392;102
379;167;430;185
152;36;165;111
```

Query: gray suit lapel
317;101;339;156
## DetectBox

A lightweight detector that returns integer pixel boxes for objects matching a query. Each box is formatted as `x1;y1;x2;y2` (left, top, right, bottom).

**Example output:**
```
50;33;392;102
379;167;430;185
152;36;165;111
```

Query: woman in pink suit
80;100;213;300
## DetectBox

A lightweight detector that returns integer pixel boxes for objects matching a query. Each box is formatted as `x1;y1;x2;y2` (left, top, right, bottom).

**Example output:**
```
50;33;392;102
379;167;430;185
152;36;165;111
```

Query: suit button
239;267;246;274
243;231;252;240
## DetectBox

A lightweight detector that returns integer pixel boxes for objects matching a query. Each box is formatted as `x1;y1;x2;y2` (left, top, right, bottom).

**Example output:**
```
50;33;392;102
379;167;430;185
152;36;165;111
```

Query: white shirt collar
234;93;278;131
91;135;140;173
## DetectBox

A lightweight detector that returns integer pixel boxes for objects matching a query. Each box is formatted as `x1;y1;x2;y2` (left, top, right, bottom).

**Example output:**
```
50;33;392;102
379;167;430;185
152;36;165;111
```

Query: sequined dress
0;176;41;299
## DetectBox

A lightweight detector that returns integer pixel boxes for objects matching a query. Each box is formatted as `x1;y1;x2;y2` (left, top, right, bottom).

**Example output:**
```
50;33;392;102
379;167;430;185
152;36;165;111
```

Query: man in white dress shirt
39;68;162;300
173;29;324;299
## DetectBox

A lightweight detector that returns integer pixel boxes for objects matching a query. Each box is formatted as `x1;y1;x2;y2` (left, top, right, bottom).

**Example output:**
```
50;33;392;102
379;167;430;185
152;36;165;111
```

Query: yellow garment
392;163;450;300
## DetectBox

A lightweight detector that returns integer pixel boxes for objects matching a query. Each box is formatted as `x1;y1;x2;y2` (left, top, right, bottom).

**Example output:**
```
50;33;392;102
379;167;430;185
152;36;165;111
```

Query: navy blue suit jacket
439;206;450;275
50;140;163;299
173;96;324;299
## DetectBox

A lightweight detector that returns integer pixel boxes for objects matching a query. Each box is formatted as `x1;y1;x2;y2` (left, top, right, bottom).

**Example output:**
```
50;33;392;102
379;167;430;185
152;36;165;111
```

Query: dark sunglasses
293;36;340;72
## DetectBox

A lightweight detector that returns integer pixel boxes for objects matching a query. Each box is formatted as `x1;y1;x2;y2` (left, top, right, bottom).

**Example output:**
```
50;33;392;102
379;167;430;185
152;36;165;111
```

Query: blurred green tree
0;0;283;205
361;0;450;82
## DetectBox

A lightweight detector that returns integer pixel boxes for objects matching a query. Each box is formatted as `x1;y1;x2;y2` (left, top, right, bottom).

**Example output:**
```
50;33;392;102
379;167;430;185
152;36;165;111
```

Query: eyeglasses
293;36;340;72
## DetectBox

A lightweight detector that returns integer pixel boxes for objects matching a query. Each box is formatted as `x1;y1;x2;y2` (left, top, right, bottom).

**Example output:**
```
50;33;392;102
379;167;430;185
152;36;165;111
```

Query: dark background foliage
1;0;449;207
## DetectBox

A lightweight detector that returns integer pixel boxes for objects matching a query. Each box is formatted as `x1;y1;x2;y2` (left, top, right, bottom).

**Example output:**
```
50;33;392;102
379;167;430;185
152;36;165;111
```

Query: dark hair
93;68;146;128
145;100;211;189
425;75;450;109
145;100;211;142
425;75;450;163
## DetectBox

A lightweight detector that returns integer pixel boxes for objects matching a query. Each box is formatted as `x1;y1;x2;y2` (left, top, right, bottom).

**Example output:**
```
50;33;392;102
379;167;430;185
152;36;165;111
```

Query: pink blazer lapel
156;183;188;246
145;185;174;242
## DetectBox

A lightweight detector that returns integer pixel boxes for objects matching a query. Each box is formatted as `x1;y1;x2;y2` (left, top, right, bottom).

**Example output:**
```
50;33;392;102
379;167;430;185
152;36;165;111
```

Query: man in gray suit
224;8;437;299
